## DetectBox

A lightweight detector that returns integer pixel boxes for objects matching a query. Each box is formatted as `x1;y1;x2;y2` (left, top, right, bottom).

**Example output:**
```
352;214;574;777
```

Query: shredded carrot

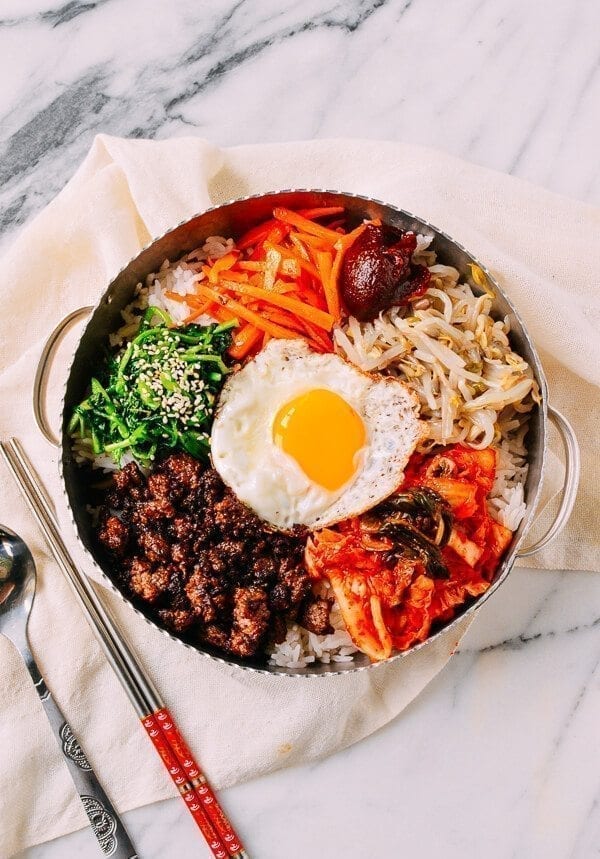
260;309;323;351
288;233;311;261
327;223;369;318
214;269;248;283
164;291;191;304
297;206;345;219
272;279;298;294
208;251;238;283
237;218;279;250
296;284;326;309
183;299;214;323
265;224;290;245
314;251;338;319
218;280;334;330
181;295;206;308
294;232;333;251
273;207;342;243
229;323;263;360
335;222;367;251
300;318;334;352
261;308;307;334
196;284;302;341
237;261;265;271
206;304;238;325
330;246;345;312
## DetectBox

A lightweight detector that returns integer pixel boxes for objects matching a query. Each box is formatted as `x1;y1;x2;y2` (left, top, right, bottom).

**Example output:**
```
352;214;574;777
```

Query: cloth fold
0;136;598;856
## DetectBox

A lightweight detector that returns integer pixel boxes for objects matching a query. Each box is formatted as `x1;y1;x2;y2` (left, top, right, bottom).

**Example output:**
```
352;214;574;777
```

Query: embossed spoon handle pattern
17;637;138;859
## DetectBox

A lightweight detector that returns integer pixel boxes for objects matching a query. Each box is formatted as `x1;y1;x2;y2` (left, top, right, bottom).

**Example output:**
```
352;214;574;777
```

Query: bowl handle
516;406;580;558
33;307;94;447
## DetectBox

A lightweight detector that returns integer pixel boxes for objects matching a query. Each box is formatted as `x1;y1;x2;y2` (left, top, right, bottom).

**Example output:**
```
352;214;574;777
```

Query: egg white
210;340;424;530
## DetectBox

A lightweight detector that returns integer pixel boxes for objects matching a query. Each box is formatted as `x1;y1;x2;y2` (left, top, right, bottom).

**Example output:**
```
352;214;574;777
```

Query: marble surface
2;1;599;857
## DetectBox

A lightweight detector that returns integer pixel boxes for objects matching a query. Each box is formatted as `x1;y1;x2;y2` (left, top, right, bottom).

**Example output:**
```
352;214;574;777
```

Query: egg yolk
273;389;366;491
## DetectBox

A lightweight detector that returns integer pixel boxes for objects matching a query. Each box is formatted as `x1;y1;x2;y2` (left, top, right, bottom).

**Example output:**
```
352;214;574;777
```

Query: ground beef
299;598;334;635
229;587;271;658
132;497;175;524
185;567;230;624
278;561;311;606
97;453;326;660
153;453;203;499
129;559;170;604
113;461;143;492
138;530;171;563
202;624;230;651
98;516;129;555
146;472;171;501
158;608;197;635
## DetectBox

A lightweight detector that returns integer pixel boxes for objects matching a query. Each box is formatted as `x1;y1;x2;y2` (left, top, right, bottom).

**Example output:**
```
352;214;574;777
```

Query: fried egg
210;340;424;529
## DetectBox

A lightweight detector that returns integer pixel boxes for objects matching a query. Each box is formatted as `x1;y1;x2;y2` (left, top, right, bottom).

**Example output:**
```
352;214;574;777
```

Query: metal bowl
33;190;580;676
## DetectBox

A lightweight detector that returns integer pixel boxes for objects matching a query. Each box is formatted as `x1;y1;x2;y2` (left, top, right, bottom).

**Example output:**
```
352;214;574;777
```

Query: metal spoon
0;525;137;858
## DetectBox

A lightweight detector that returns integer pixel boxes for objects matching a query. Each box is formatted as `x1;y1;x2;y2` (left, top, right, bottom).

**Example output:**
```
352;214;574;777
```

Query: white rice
268;601;358;669
487;438;529;530
108;236;233;347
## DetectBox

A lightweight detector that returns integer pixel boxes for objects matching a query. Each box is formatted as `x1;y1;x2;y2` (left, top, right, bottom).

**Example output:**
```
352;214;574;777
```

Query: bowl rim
59;188;549;678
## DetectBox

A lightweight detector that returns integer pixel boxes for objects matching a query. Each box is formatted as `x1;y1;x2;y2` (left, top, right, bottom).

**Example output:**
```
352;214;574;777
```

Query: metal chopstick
1;438;249;859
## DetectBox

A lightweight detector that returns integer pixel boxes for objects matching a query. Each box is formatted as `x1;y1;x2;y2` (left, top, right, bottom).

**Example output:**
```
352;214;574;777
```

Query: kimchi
306;445;513;661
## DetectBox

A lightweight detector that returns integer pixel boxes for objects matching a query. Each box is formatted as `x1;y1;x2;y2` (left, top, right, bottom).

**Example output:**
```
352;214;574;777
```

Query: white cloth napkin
1;136;598;856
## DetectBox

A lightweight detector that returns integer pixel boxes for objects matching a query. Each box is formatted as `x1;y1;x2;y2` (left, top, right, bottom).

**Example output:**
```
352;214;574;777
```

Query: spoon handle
19;640;138;859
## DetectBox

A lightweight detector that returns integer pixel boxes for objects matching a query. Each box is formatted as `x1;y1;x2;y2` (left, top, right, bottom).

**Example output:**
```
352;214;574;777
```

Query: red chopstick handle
141;714;228;859
155;708;245;857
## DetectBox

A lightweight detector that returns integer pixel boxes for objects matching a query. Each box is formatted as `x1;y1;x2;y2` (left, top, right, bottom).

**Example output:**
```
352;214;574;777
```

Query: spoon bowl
0;525;36;651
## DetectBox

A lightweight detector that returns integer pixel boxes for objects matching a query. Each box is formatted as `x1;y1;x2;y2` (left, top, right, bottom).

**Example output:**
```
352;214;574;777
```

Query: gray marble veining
2;0;600;247
3;1;599;857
